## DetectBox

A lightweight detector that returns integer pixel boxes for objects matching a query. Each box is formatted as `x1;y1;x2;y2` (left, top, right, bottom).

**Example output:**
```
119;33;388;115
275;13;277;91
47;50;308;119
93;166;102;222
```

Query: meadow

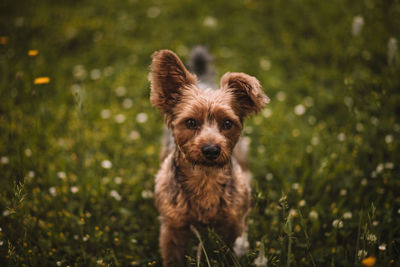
0;0;399;266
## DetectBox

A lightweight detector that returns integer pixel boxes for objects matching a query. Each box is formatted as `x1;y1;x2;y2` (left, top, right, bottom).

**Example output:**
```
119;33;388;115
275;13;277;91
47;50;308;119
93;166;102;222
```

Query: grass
0;0;399;265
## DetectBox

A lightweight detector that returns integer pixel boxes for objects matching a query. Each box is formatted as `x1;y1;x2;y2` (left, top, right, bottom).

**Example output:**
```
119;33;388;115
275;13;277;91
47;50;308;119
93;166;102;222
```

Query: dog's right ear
149;50;196;115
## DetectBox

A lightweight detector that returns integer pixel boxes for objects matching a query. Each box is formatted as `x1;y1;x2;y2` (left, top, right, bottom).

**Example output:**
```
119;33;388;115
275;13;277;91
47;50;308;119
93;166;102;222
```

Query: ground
0;0;399;266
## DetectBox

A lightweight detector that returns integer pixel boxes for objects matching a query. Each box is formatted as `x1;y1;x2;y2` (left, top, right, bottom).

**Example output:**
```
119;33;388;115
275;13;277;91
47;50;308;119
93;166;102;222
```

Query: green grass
1;0;399;265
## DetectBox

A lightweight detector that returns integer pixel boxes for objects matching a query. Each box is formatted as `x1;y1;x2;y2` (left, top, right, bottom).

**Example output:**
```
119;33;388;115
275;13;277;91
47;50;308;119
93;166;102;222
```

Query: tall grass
1;0;399;265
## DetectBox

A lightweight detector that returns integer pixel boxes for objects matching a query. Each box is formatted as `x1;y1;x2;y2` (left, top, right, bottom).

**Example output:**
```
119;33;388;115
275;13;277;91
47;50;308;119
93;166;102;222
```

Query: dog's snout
201;145;221;160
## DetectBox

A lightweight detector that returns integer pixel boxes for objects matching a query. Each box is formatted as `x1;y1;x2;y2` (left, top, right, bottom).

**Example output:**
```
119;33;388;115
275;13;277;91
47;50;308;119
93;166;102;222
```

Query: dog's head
149;50;269;166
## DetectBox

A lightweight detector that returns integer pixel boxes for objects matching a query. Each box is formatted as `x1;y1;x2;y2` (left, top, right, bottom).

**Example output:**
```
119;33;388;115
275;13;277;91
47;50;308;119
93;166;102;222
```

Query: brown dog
149;49;269;266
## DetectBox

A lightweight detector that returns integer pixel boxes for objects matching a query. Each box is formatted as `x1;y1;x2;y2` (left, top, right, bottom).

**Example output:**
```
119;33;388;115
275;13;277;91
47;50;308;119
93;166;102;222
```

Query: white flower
101;160;112;169
233;233;249;257
304;96;313;107
294;104;306;115
259;58;271;71
110;190;122;201
102;177;110;184
370;116;379;125
203;16;217;27
49;187;57;197
289;209;298;218
379;243;387;251
292;183;300;190
141;190;154;199
332;219;343;229
265;173;273;181
103;66;114;77
70;186;79;194
147;6;161;18
309;210;318;220
114;177;122;184
57;171;66;180
129;130;140;140
97;259;103;265
356;123;364;132
0;156;9;164
337;133;346;142
311;136;319;146
90;69;101;80
366;233;377;244
376;163;384;173
308;115;316;125
298;199;306;207
27;171;35;179
122;98;133;109
262;108;272;118
100;109;111;119
114;114;126;123
73;65;87;80
245;126;253;134
136;113;148;123
361;178;368;186
56;261;62;266
254;244;267;266
352;16;364;36
0;241;3;246
115;86;126;96
276;91;286;102
343;212;352;219
344;96;353;108
292;129;300;137
25;148;32;157
357;249;367;259
388;37;397;65
385;162;394;169
385;135;393;144
3;210;10;216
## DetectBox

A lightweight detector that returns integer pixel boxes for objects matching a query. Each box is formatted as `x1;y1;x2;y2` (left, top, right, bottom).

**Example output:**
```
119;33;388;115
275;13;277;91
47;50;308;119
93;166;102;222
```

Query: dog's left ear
220;72;270;118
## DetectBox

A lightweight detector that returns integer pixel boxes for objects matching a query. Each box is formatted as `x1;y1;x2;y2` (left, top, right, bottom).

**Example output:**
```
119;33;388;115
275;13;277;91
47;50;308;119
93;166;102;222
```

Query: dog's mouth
186;152;230;168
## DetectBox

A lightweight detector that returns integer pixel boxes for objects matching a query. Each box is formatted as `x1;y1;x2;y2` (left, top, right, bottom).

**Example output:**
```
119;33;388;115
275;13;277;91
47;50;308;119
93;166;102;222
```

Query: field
1;0;399;266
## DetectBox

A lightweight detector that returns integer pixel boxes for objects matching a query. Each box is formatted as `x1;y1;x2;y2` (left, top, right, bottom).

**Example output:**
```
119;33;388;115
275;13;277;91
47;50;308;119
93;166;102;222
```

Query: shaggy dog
149;48;269;266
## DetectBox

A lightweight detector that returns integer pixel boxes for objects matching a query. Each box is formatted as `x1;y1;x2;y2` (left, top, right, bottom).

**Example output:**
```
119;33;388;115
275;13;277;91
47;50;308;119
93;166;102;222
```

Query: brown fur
149;50;269;266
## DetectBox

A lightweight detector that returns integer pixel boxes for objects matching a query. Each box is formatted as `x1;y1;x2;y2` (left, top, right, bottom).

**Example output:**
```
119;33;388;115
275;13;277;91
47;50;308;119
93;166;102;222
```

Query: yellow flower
28;50;39;56
362;256;376;267
0;36;8;45
34;77;50;84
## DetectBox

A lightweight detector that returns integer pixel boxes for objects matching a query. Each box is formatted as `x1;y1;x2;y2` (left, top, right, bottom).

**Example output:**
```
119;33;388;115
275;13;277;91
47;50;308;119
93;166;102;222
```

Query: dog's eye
185;119;197;130
222;120;233;130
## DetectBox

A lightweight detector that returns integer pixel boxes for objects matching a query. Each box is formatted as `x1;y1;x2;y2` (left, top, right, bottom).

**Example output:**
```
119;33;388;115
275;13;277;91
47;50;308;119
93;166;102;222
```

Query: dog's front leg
159;223;189;266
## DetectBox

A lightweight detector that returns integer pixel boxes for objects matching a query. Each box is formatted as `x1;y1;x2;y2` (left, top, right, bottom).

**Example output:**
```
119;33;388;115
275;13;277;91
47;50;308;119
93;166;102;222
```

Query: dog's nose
201;145;221;160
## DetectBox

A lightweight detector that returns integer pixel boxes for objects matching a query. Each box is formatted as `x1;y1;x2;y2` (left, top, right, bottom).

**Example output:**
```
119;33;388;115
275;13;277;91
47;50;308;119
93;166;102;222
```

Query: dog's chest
188;182;222;224
181;170;230;224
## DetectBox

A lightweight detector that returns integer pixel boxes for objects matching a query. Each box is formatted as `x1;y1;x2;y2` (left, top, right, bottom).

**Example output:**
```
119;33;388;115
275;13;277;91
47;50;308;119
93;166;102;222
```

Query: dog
149;47;269;266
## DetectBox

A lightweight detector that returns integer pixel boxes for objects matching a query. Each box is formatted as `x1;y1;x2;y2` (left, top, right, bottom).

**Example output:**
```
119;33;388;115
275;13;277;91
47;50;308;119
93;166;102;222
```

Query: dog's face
149;50;269;166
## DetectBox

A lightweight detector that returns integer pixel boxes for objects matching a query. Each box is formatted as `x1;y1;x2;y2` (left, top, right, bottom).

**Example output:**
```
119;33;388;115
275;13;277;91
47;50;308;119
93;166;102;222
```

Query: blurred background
0;0;399;265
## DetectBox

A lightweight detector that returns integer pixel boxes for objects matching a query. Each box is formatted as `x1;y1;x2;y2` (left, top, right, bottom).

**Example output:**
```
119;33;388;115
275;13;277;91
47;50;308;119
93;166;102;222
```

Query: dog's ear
149;50;196;115
220;72;269;118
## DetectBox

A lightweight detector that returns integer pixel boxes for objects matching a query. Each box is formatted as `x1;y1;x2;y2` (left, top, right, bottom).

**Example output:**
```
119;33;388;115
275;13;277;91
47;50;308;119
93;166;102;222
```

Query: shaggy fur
149;49;269;266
